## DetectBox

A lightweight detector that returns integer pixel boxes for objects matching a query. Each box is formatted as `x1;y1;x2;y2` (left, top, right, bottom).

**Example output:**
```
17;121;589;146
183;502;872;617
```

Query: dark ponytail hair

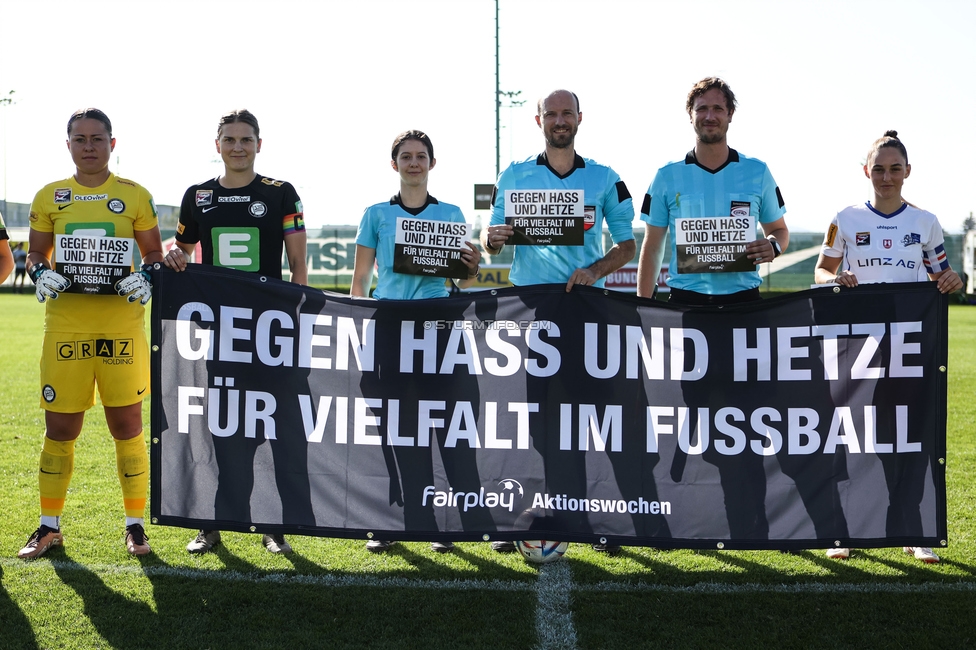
867;130;908;165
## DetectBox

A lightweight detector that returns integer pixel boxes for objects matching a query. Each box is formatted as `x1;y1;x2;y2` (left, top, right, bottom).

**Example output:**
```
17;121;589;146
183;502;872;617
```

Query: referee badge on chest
730;201;751;218
583;205;596;230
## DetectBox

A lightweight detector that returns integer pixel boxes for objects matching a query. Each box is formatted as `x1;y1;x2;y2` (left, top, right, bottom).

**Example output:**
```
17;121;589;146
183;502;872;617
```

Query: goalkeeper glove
29;263;71;303
116;263;154;305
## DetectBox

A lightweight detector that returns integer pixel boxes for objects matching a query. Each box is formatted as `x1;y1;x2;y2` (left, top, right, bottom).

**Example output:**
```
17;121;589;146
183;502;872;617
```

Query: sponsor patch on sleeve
825;223;837;248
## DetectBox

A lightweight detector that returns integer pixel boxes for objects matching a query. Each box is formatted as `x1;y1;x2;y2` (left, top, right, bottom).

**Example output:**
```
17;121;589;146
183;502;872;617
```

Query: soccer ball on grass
515;540;568;564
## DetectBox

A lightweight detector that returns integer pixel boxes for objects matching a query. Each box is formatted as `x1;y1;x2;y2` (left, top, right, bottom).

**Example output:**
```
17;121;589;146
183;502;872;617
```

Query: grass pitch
1;291;975;649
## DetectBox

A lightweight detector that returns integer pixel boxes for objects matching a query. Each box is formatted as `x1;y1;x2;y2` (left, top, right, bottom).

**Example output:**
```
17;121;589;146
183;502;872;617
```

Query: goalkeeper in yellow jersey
18;108;163;559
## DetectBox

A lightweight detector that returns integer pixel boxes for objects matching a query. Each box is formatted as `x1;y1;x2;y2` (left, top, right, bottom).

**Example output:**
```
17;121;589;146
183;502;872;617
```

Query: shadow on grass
390;543;532;581
131;548;537;649
52;551;159;648
931;557;976;575
704;549;882;580
47;543;285;648
450;544;536;578
278;548;323;574
572;546;976;585
0;564;40;649
210;536;265;572
866;548;976;577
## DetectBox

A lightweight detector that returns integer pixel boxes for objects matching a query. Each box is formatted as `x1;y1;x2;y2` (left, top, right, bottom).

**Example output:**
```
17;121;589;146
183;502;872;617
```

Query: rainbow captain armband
283;213;305;236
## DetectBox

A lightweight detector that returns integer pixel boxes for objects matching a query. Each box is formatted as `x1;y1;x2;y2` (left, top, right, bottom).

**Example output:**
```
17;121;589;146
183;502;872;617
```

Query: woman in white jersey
815;130;961;292
814;130;960;564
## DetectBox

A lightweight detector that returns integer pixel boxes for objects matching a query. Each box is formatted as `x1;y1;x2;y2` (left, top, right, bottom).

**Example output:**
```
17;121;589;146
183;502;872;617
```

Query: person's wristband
468;265;480;279
28;263;50;283
484;241;499;254
139;262;154;280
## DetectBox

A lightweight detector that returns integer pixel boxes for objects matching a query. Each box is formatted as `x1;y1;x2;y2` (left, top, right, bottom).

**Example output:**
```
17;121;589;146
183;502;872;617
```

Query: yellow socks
115;435;149;519
39;437;76;520
38;435;148;528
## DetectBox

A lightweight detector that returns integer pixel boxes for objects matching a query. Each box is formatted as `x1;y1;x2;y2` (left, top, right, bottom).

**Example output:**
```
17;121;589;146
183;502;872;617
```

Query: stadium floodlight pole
494;1;522;179
495;0;500;179
0;90;14;218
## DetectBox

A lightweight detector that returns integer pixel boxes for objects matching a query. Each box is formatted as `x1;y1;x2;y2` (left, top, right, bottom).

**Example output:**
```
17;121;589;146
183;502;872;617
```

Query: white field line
1;558;533;592
5;557;975;596
535;560;578;650
575;580;976;595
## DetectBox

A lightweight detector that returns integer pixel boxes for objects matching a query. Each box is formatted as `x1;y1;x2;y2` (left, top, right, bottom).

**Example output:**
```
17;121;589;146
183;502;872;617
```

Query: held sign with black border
504;189;585;246
151;266;947;551
54;234;134;294
675;201;756;274
393;217;472;279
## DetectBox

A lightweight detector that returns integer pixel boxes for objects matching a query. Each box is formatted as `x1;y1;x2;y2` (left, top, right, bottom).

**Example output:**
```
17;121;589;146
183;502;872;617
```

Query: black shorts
668;287;762;306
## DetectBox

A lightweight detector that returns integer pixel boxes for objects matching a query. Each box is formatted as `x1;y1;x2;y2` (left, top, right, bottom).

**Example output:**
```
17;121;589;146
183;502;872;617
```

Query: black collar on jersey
391;192;438;216
537;152;586;179
213;174;262;190
685;148;739;174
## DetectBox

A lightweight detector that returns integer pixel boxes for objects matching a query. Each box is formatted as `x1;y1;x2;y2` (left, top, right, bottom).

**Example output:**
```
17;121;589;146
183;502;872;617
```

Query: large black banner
150;266;948;550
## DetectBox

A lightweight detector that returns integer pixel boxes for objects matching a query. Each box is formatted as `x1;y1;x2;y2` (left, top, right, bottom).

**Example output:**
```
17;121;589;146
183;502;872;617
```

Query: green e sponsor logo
65;222;115;236
213;227;259;271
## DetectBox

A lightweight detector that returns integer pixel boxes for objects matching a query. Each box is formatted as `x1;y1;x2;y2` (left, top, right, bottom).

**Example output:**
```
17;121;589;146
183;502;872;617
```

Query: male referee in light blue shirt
482;89;636;292
482;90;636;555
636;78;792;544
636;77;789;304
